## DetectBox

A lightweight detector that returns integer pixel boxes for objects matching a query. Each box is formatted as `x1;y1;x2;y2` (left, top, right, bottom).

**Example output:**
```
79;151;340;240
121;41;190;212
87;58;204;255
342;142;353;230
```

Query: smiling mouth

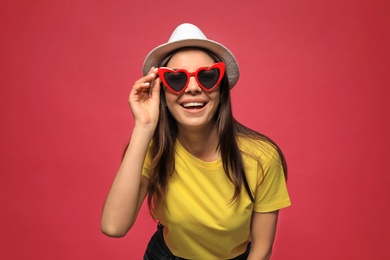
181;102;206;109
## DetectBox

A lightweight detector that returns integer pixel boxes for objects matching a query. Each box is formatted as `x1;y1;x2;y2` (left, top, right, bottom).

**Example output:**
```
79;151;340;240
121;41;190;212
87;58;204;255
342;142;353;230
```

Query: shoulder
237;135;280;164
237;135;286;178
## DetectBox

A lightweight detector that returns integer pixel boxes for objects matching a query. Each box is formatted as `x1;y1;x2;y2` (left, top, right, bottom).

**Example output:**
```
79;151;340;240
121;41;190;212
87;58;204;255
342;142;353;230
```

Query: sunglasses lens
198;68;220;89
164;72;187;92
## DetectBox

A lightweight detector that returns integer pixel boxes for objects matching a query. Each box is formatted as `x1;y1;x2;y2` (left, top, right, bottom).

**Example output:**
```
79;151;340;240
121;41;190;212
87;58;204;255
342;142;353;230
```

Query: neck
177;124;220;162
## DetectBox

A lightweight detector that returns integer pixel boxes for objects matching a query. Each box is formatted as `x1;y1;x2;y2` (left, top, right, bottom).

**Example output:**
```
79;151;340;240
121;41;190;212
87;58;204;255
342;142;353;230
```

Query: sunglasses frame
158;62;225;94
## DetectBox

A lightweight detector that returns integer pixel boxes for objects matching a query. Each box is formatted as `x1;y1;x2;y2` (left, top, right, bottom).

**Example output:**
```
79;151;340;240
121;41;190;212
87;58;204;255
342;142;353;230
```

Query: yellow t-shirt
142;137;291;259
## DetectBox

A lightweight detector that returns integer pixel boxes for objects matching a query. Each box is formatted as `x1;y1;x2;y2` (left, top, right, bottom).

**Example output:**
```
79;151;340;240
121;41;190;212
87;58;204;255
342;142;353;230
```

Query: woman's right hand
128;67;161;128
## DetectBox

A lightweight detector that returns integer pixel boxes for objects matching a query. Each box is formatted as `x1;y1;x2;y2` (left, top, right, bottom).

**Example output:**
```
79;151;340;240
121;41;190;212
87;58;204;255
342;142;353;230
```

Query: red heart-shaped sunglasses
158;62;225;94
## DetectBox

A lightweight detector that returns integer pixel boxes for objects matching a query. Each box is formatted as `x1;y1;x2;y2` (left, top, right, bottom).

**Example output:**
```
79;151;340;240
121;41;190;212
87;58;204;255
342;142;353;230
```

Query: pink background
1;0;389;259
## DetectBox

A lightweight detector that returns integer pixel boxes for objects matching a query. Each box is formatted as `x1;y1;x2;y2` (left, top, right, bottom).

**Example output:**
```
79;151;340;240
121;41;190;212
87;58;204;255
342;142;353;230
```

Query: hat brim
143;38;239;89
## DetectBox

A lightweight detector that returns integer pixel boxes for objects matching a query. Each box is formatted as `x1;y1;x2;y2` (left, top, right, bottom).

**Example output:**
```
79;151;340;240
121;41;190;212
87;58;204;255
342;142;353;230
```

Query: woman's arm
101;68;160;237
101;127;152;237
247;211;279;260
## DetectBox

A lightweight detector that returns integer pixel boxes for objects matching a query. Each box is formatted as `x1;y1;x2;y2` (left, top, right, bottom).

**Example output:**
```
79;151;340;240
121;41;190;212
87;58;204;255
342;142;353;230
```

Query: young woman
101;23;291;260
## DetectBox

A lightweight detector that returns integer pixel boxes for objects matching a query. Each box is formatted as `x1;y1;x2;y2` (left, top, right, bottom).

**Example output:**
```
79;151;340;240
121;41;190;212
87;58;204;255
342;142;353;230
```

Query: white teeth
182;102;205;108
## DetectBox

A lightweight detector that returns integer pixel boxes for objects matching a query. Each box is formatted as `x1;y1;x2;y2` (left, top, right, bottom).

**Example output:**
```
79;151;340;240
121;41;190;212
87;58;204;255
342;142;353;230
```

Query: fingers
129;67;159;105
133;67;158;92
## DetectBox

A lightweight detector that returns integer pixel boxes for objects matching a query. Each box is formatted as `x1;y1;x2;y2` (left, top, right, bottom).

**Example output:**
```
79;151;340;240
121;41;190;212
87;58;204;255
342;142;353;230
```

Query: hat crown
168;23;207;43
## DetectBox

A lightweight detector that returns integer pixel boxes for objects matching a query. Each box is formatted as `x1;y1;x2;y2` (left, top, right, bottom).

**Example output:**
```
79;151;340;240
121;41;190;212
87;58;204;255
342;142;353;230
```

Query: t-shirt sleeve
254;150;291;212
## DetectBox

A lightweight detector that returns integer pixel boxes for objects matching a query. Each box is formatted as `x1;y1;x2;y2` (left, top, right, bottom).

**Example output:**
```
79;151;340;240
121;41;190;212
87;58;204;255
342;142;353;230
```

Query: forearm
248;211;279;260
101;124;154;237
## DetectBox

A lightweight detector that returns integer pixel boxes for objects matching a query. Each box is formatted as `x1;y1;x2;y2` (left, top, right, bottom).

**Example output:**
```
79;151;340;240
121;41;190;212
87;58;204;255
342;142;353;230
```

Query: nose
184;75;202;94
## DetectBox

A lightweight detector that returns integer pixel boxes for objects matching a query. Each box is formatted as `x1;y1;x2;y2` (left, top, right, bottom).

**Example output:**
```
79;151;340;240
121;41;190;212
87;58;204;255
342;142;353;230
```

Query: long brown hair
143;48;288;214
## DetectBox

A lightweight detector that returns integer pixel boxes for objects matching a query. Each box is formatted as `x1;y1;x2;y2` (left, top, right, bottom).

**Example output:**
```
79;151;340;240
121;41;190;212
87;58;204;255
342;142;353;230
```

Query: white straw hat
142;23;239;89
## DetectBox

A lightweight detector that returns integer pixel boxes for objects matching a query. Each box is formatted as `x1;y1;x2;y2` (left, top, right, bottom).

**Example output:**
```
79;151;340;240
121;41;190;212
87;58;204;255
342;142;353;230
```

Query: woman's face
163;49;221;131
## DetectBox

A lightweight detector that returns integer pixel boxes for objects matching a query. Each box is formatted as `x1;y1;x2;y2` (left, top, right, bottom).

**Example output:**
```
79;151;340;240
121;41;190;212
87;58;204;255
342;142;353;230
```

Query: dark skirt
144;224;251;260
